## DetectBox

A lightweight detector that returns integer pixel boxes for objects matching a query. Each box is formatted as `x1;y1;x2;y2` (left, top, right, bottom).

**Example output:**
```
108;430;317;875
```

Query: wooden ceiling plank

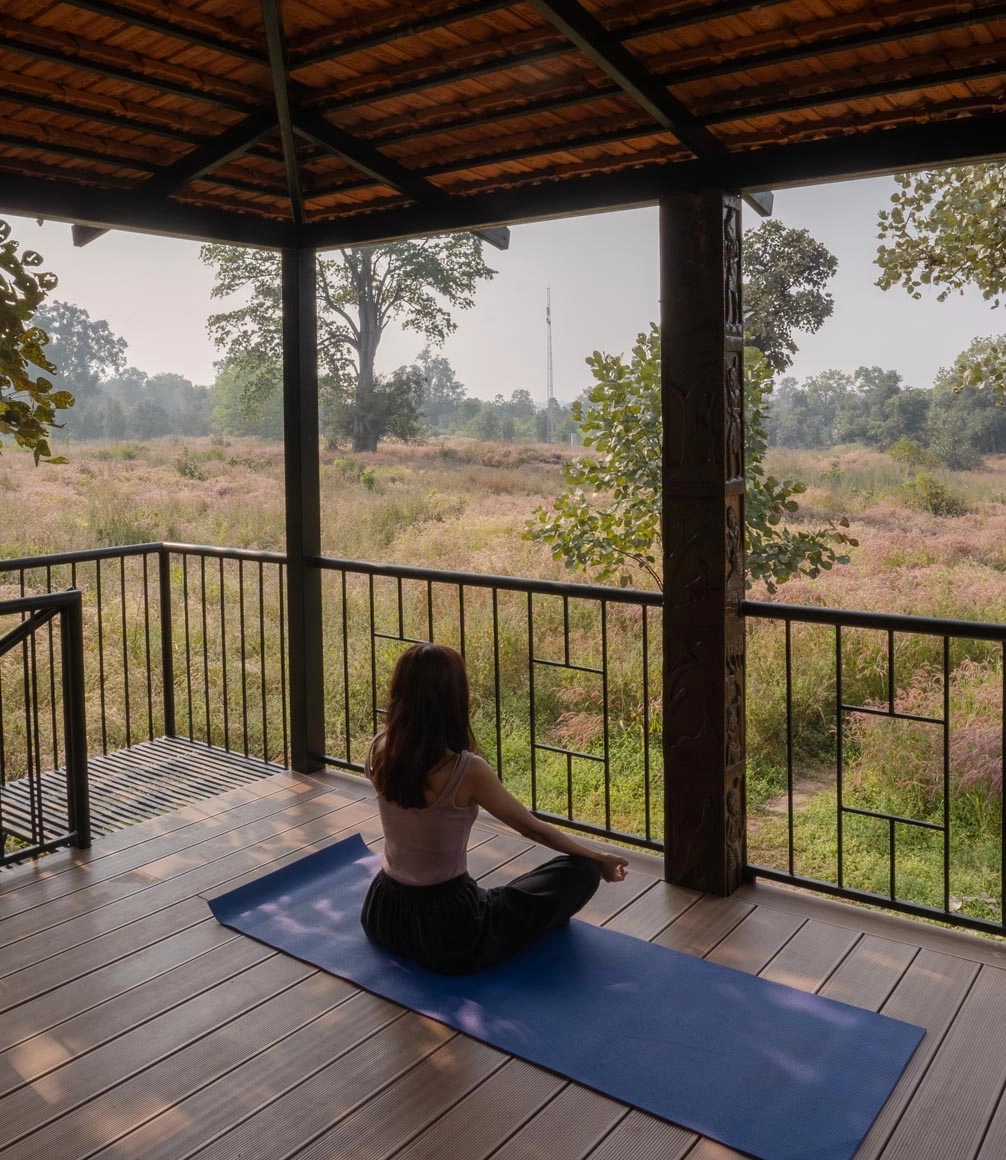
290;1;513;69
700;57;1006;125
0;19;253;111
260;0;304;225
56;0;269;65
652;1;1006;84
527;0;725;158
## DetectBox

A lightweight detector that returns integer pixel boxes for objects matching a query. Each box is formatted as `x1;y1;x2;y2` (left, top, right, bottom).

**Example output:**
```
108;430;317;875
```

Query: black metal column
660;191;746;894
282;247;325;773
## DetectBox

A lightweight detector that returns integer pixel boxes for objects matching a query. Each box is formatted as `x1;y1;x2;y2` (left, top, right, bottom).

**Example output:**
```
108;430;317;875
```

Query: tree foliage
876;165;1006;398
0;219;74;462
201;237;495;452
527;327;856;592
743;219;838;373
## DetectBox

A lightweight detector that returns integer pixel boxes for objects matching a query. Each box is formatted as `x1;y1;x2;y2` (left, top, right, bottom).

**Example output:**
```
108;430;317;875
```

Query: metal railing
313;556;663;851
743;600;1006;936
0;589;89;864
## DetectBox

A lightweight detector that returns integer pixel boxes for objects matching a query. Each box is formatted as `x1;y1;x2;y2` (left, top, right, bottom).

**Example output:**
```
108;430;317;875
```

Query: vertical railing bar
200;555;211;746
888;628;895;715
890;817;897;900
279;562;289;767
120;554;132;749
369;575;378;735
427;578;434;643
566;750;573;821
239;558;249;757
219;556;230;752
396;576;404;642
786;619;795;877
182;555;194;741
95;558;108;754
528;591;537;811
458;584;466;658
62;595;90;849
258;561;268;763
601;600;611;833
943;634;951;916
22;630;40;845
492;588;502;778
143;553;154;741
158;547;176;740
45;564;58;775
1001;640;1006;930
341;570;351;765
642;605;651;843
563;595;570;666
836;624;844;889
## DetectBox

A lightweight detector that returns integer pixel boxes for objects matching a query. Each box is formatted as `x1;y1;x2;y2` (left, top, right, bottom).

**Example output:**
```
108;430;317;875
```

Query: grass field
3;435;1004;920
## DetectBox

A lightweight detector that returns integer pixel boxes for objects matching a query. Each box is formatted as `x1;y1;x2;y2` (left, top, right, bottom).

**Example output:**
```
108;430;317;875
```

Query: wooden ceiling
1;0;1005;248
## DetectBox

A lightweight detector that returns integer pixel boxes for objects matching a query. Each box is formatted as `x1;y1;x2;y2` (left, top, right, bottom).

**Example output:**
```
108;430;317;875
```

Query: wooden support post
660;191;746;895
282;247;325;773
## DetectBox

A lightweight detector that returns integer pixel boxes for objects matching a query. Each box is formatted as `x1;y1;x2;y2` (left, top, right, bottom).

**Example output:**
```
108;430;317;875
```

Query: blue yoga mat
208;834;923;1160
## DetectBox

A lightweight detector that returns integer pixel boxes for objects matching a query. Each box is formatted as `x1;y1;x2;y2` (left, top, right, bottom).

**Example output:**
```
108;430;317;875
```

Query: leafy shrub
902;472;969;517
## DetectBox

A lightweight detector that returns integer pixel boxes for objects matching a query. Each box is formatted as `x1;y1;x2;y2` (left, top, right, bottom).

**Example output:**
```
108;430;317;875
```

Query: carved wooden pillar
660;191;746;895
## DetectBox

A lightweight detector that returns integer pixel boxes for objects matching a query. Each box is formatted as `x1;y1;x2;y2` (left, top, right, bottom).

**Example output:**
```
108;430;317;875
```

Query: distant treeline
767;364;1006;469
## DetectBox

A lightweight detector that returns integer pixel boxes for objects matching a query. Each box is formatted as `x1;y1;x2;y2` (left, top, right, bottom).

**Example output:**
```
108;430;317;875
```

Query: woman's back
371;747;478;886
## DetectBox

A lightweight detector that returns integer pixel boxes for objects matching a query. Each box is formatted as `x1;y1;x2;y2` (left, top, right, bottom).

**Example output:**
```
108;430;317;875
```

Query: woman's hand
595;852;629;882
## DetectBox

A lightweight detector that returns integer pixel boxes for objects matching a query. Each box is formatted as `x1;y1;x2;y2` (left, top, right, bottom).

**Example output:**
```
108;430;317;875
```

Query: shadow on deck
2;746;1006;1159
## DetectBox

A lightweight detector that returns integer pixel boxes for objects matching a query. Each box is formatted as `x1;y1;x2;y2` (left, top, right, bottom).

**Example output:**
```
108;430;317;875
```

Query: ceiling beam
57;0;269;65
0;172;301;248
304;111;1006;250
260;0;305;226
525;0;726;159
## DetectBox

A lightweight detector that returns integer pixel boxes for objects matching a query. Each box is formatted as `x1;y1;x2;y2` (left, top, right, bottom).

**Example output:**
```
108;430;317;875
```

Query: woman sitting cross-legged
361;642;629;975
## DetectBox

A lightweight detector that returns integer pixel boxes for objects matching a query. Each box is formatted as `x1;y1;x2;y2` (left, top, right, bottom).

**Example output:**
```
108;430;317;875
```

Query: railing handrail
311;554;664;605
0;590;85;616
742;599;1006;641
0;543;162;572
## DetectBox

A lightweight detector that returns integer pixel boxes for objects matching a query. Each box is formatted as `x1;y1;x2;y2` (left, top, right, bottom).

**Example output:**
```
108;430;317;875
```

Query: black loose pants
360;855;601;975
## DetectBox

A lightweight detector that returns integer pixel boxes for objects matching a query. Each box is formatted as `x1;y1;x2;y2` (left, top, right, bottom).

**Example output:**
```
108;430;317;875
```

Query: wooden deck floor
3;749;1006;1160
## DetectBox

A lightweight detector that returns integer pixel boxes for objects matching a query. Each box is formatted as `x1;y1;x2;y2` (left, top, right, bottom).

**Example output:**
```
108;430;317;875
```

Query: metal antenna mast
545;287;555;443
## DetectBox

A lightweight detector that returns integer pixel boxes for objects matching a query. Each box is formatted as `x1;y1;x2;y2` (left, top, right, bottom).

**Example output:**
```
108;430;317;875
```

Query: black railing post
282;247;325;772
158;545;176;738
62;592;90;849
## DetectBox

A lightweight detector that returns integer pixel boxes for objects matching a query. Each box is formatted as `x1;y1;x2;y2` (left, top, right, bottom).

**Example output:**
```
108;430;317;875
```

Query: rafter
260;0;305;226
526;0;725;158
295;111;444;205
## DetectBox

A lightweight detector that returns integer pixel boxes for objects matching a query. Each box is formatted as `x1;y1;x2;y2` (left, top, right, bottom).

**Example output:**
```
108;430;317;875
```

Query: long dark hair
372;643;476;809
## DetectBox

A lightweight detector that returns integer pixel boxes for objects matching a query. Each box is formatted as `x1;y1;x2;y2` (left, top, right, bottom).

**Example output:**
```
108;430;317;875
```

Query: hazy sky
5;173;1002;403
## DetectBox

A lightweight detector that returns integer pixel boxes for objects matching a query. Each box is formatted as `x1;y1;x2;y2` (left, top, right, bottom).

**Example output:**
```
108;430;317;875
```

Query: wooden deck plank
850;949;981;1160
653;894;755;958
488;1083;629;1160
83;986;404;1160
602;879;702;940
704;905;805;973
183;1015;458;1159
390;1059;567;1160
879;965;1006;1160
584;1109;694;1160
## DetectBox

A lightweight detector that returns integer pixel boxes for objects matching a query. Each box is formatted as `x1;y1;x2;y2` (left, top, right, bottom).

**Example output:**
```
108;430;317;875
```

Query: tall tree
202;238;495;452
876;165;1006;396
0;220;74;462
743;218;839;373
527;328;855;592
